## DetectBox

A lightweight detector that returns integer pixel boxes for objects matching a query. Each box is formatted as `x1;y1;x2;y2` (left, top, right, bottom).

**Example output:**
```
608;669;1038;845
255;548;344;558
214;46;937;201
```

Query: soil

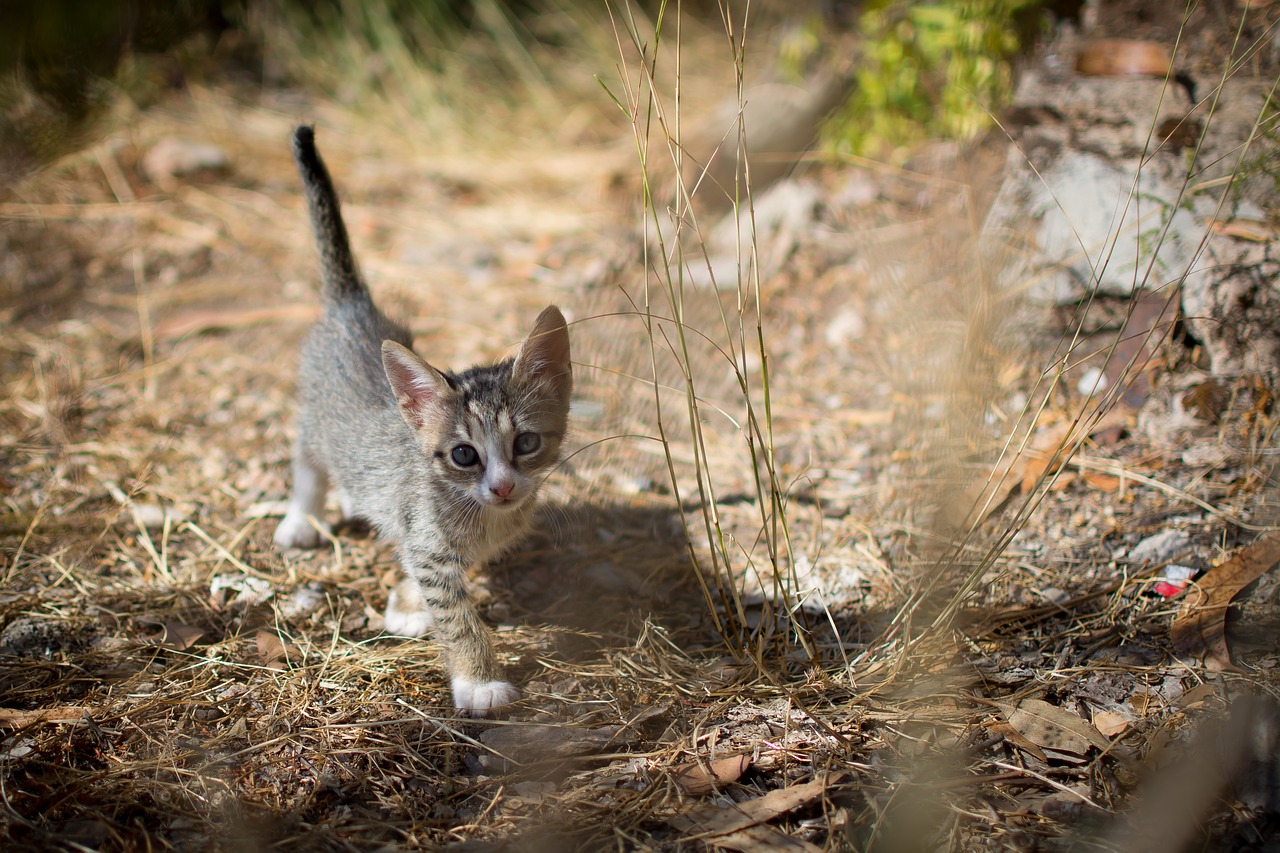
2;4;1280;851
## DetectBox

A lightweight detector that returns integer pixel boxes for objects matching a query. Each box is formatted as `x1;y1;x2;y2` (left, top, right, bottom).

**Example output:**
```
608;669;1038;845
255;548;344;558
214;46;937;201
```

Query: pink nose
491;481;514;500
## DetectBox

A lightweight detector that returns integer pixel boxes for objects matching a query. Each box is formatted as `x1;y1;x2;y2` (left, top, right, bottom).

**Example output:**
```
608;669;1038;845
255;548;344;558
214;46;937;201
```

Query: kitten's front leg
274;445;332;549
394;551;519;717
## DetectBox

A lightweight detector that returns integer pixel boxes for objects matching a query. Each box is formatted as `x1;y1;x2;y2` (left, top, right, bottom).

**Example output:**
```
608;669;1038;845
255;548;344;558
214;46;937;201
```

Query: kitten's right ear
382;341;450;430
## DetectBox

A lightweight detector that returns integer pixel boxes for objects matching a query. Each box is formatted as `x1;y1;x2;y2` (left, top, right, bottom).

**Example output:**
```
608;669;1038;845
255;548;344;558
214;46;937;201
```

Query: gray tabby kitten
274;126;572;716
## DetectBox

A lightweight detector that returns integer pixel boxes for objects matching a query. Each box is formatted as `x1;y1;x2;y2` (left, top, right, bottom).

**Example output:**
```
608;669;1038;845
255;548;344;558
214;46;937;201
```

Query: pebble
143;137;230;186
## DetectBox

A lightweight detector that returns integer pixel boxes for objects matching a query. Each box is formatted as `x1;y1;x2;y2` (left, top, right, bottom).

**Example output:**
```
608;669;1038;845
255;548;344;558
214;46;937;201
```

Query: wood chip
1171;530;1280;671
0;707;88;728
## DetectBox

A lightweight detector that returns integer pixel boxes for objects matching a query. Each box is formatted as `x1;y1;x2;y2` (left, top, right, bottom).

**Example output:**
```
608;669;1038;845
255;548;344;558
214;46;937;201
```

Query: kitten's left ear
512;305;572;400
382;340;451;431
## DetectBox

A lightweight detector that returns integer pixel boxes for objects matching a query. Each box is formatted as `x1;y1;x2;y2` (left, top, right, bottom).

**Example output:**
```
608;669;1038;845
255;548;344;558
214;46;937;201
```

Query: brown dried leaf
1084;472;1122;493
715;823;824;853
1102;292;1176;410
673;753;751;795
668;772;846;838
1092;709;1130;738
153;621;204;651
987;720;1048;763
1076;39;1172;76
255;630;302;669
959;408;1129;528
1172;530;1280;672
1006;699;1110;758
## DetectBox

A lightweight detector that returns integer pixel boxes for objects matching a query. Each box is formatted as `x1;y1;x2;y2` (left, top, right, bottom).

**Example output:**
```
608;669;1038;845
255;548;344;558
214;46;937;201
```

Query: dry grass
3;3;1280;850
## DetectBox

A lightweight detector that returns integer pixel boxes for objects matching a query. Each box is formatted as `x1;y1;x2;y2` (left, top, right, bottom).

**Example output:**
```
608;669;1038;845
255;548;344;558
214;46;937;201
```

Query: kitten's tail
291;125;365;303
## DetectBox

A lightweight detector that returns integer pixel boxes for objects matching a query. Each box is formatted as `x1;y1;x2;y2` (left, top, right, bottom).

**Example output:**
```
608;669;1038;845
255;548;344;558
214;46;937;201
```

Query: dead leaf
1177;683;1222;710
1092;709;1130;737
1102;292;1176;410
957;407;1129;528
1171;530;1280;671
668;772;846;838
1076;39;1172;76
715;823;824;853
1020;455;1055;496
146;621;204;651
1006;699;1110;760
1084;472;1122;493
673;753;751;795
256;630;302;669
987;720;1048;763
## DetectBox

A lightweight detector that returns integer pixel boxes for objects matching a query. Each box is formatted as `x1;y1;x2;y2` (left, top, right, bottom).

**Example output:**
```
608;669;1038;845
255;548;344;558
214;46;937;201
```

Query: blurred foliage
0;1;241;183
256;0;626;139
817;0;1041;162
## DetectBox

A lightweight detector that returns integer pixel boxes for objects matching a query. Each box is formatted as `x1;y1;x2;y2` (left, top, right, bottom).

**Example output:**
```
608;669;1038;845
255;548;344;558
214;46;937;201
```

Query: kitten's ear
512;305;572;399
382;341;450;430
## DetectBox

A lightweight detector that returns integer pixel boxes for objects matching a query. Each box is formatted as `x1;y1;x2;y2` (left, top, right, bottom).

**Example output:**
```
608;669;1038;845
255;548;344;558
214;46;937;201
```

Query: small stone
1127;528;1192;567
1076;366;1108;396
825;308;866;347
143;137;231;186
280;584;325;619
582;562;639;593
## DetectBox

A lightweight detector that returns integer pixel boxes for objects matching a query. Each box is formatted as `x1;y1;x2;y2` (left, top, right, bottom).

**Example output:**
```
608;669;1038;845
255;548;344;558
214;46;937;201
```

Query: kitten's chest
403;498;534;564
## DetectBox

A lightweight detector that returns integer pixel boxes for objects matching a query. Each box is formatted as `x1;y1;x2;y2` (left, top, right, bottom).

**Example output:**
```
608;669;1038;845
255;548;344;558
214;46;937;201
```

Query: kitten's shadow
484;497;700;662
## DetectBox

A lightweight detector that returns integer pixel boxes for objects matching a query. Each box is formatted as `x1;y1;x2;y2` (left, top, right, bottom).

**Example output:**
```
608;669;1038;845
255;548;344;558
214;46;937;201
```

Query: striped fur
275;126;572;717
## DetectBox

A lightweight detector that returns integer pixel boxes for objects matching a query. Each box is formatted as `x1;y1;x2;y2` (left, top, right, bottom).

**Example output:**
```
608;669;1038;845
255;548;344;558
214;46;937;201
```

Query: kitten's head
381;306;572;511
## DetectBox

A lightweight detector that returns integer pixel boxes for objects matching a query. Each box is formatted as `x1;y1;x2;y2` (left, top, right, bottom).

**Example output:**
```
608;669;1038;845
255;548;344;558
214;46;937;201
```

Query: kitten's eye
514;432;541;455
450;445;480;467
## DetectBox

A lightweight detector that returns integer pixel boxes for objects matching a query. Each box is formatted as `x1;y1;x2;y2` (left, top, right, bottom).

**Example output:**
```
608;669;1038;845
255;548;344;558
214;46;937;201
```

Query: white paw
273;511;330;550
452;677;520;718
337;490;356;520
383;587;434;637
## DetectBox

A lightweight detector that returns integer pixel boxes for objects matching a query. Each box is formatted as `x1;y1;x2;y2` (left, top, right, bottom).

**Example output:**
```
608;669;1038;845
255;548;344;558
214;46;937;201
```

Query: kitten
274;126;572;716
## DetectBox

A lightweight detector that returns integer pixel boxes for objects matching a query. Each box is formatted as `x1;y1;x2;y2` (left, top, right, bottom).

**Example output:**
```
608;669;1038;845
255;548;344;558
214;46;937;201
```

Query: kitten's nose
491;481;514;500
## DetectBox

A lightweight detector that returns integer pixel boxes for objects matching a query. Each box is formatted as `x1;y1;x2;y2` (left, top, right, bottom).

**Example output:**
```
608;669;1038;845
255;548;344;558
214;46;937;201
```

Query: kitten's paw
383;586;434;637
451;677;520;718
273;511;330;550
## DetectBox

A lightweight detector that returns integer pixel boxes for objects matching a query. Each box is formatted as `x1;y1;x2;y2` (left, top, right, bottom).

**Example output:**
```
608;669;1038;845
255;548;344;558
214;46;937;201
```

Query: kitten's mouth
481;493;523;509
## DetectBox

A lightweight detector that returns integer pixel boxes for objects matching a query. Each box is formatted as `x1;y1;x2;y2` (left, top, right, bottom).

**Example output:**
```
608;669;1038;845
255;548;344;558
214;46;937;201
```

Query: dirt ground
3;5;1280;851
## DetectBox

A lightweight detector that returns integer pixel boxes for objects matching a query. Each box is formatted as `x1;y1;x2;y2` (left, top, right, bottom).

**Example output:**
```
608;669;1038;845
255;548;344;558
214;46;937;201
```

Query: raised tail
291;126;365;303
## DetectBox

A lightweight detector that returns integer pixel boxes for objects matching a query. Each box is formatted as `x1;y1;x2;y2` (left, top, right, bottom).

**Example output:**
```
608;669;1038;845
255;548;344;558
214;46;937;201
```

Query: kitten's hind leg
274;446;332;549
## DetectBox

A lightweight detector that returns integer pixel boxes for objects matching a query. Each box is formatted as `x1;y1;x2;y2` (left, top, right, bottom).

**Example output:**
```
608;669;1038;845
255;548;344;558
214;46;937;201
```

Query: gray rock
1126;528;1192;567
981;67;1280;376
